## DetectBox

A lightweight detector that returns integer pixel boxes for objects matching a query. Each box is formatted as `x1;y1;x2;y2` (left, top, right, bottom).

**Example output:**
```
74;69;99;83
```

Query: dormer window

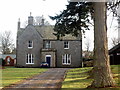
64;41;69;49
45;41;51;49
28;40;33;48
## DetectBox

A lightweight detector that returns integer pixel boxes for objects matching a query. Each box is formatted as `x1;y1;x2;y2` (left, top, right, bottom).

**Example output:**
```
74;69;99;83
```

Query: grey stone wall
50;40;82;67
16;25;43;67
17;25;82;67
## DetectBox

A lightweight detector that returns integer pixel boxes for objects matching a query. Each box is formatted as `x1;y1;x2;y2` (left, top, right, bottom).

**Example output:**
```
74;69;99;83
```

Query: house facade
16;15;82;67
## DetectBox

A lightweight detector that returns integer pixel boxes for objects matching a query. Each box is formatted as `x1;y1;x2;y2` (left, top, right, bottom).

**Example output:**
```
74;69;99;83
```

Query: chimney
28;12;33;25
18;18;20;30
42;18;44;25
41;15;44;26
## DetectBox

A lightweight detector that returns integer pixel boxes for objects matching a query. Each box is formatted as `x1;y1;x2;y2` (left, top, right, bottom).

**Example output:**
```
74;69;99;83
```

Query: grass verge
2;66;48;87
62;65;120;89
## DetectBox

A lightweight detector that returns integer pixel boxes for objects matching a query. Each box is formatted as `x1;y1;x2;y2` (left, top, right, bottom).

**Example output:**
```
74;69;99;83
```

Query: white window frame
64;41;69;49
45;41;51;49
28;40;33;49
26;54;34;64
62;54;71;65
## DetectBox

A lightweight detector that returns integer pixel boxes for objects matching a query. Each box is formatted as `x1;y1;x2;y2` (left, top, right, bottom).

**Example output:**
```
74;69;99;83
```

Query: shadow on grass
62;87;120;90
63;78;91;85
66;75;88;79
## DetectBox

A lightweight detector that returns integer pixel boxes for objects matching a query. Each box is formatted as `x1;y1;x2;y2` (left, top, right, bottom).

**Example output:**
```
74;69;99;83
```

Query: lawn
62;65;120;89
2;66;48;87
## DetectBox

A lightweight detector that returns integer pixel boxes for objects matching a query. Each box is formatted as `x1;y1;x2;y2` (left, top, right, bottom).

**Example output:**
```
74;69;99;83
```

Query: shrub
0;58;5;66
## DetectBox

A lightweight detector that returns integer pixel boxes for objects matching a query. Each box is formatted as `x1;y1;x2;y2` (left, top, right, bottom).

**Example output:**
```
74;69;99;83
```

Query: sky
0;0;119;51
0;0;68;44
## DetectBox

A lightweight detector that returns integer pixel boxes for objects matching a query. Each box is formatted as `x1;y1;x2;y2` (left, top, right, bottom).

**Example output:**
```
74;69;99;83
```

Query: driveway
2;68;70;89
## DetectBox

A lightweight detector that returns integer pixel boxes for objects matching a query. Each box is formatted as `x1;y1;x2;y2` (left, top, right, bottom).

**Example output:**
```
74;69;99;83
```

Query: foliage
2;67;48;87
50;1;120;88
62;65;120;89
50;2;93;39
50;1;120;40
107;1;120;16
0;31;15;54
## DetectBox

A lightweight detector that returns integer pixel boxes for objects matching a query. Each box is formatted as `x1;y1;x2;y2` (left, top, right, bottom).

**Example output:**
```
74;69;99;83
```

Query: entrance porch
41;49;56;67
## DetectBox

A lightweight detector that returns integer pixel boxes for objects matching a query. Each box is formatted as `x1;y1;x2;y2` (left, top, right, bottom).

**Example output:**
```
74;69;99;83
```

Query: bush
0;58;5;66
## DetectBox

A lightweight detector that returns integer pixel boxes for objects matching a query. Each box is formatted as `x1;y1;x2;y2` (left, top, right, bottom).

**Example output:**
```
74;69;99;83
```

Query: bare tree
0;31;14;54
111;37;120;46
34;16;50;25
83;38;92;59
85;38;91;52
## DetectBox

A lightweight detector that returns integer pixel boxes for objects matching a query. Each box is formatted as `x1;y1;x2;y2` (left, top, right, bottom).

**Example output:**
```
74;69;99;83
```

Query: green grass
111;65;120;86
2;66;48;87
62;65;120;89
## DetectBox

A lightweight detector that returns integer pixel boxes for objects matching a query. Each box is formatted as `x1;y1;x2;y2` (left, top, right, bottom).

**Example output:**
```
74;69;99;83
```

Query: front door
46;55;51;67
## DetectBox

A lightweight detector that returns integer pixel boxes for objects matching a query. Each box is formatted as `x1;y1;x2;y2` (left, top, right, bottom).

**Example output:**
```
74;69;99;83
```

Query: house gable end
17;25;43;42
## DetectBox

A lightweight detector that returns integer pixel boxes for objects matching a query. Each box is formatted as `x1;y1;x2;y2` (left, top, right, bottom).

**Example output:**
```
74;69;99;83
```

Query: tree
50;2;93;39
91;2;115;87
34;16;50;25
11;47;16;54
111;37;120;46
85;38;91;52
83;38;93;59
0;31;14;54
50;1;120;88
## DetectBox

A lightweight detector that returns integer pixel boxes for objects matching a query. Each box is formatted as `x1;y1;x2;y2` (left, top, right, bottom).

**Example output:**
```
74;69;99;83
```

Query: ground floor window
62;54;71;65
26;54;34;64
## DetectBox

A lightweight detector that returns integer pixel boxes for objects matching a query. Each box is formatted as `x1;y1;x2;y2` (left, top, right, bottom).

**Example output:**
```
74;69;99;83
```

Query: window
62;54;71;65
28;40;33;48
45;41;51;49
64;41;69;49
26;54;34;64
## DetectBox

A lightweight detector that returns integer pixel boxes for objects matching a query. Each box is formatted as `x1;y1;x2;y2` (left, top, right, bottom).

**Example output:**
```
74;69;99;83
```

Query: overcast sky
0;0;119;51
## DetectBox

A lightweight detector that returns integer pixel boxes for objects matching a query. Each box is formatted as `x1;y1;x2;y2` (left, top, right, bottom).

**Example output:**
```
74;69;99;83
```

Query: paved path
3;68;69;89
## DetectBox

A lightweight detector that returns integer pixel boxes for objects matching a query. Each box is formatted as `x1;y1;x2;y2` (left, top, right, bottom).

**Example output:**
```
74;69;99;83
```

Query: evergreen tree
50;2;93;39
50;1;120;88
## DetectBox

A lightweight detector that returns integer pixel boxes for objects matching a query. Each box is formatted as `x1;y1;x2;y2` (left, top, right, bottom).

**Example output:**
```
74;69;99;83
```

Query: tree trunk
91;2;115;88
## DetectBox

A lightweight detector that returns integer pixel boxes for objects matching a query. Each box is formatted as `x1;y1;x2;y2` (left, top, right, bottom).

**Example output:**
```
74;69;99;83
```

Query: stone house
16;15;82;67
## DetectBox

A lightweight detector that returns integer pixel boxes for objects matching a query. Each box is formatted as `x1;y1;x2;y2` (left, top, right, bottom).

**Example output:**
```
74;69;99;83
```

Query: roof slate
109;43;120;54
17;25;80;40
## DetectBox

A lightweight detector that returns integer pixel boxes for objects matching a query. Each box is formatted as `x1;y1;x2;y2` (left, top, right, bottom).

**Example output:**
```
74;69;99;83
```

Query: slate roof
18;25;80;40
109;43;120;54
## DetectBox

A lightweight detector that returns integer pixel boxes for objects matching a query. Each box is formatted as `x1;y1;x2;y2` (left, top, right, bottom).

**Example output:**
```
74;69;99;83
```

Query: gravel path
2;68;69;89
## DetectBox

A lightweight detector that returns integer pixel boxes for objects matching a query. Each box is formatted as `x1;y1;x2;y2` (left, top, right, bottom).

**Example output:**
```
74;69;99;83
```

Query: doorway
45;55;51;67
